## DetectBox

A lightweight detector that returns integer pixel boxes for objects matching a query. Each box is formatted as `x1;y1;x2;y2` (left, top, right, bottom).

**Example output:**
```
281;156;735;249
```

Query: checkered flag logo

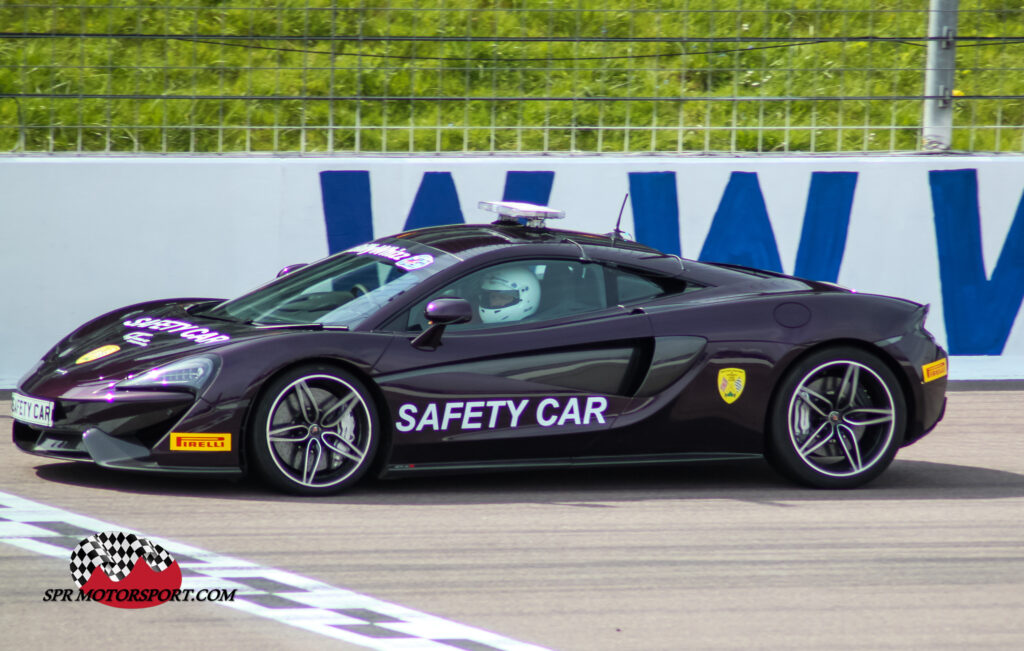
69;532;175;588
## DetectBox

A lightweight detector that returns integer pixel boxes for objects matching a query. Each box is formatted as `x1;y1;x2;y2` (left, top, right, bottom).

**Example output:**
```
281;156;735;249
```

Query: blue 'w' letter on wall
503;171;554;205
793;172;858;282
320;171;375;255
403;171;556;230
698;172;783;272
629;170;855;277
930;169;1024;355
629;172;681;256
323;170;553;248
404;172;465;231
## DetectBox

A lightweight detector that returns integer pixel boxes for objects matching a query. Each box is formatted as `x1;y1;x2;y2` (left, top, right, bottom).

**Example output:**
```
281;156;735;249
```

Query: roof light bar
478;201;565;228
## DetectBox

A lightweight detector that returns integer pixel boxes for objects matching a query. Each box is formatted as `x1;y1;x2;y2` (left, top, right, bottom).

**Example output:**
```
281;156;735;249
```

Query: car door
371;258;655;468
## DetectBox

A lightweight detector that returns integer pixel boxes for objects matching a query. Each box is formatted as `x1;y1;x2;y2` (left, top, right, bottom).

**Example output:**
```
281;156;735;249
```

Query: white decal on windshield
345;242;414;262
395;254;434;271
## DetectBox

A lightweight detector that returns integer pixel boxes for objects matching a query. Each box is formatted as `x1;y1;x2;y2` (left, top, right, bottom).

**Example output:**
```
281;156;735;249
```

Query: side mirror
425;297;473;325
277;263;308;278
412;297;472;349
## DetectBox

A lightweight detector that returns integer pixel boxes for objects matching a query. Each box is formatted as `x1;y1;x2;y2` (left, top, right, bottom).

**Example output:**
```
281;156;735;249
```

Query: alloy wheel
787;360;897;478
263;373;373;489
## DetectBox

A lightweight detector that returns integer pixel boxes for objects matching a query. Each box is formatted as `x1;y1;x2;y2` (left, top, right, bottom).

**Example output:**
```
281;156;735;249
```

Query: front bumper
14;424;240;475
11;388;243;475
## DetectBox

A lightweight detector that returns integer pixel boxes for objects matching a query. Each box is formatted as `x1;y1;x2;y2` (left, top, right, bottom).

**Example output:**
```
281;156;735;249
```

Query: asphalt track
2;389;1023;650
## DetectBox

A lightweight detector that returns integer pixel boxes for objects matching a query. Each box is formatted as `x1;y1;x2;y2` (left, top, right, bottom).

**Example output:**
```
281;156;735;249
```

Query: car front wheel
767;347;906;489
249;365;379;495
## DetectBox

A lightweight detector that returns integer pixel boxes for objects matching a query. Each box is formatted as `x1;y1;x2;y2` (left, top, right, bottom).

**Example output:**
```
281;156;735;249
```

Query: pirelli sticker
170;433;231;452
922;358;948;383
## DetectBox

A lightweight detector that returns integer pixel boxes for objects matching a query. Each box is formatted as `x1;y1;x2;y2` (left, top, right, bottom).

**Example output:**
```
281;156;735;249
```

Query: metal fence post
922;0;959;151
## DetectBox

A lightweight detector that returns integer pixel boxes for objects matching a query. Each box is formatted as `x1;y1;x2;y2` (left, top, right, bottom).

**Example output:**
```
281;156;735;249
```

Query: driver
477;266;541;324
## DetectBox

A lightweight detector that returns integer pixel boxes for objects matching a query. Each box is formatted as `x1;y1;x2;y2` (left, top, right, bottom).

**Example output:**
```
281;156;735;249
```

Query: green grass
1;0;1022;153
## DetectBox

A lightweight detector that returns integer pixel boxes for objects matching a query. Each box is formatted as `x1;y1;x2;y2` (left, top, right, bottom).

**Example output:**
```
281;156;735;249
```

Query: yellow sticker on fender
922;358;948;383
718;368;746;404
170;433;231;451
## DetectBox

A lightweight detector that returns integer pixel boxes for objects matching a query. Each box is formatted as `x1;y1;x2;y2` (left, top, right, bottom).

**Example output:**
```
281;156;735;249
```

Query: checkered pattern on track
0;490;548;651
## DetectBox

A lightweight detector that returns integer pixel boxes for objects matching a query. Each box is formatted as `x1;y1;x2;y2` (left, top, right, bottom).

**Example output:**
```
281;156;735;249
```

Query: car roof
390;222;665;258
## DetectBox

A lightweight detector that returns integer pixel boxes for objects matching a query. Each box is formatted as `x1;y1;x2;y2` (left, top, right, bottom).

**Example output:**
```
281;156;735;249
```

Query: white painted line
4;536;75;558
0;490;550;651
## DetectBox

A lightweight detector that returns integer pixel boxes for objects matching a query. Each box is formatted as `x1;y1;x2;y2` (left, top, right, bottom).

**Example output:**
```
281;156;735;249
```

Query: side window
607;266;667;304
401;259;608;332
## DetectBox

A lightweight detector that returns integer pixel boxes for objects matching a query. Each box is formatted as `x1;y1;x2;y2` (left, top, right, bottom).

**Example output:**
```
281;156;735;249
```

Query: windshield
199;240;455;328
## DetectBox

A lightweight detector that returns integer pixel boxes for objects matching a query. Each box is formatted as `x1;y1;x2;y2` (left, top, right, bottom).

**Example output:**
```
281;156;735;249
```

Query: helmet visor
481;289;521;309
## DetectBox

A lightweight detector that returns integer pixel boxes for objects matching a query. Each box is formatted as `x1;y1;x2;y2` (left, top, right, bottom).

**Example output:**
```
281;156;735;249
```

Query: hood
21;298;277;395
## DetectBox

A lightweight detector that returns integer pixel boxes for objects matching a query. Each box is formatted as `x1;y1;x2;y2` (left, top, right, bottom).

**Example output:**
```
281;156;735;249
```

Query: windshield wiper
188;308;243;324
248;321;349;331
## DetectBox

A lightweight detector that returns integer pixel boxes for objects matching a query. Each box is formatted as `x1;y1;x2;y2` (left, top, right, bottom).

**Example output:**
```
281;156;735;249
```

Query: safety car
11;201;948;493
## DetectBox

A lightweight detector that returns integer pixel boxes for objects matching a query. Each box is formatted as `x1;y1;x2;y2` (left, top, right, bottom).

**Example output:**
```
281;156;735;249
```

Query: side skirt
381;452;763;477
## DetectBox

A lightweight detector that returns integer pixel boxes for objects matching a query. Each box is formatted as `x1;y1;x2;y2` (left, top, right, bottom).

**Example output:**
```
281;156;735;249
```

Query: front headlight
116;356;219;393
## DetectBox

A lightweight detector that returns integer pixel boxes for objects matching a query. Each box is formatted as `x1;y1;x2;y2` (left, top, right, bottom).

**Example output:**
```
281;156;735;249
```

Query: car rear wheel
249;365;378;495
767;347;906;489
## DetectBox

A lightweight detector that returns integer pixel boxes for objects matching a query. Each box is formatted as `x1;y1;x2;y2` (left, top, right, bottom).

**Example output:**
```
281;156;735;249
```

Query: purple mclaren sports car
12;201;947;494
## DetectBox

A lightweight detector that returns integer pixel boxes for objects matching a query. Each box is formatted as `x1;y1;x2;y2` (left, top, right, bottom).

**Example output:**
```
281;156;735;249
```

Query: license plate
11;393;55;428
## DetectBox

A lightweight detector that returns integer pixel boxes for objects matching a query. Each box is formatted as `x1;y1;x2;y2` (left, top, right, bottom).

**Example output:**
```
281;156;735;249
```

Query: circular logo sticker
69;532;182;609
75;345;120;365
396;254;434;271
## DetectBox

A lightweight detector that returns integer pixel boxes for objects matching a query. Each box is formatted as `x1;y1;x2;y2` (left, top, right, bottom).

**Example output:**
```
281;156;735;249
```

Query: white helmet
478;266;540;324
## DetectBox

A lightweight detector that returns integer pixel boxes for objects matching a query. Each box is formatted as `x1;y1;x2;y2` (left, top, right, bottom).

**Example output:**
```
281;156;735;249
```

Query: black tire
248;364;379;495
766;347;906;489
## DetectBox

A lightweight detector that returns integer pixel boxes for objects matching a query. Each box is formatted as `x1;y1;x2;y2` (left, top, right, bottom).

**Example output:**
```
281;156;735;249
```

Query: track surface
2;390;1023;650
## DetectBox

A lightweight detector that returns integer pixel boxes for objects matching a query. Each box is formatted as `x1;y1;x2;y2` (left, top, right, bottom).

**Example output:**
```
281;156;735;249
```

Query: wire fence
1;1;1022;155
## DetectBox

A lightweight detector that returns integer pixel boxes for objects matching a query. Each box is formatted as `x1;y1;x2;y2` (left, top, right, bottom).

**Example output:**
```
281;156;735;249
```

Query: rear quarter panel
605;288;927;456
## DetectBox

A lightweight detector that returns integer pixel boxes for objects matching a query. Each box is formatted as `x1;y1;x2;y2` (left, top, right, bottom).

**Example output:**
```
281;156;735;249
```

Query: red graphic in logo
69;532;182;609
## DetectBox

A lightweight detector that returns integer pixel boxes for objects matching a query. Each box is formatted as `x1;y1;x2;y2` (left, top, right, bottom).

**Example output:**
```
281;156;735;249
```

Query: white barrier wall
1;156;1022;387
